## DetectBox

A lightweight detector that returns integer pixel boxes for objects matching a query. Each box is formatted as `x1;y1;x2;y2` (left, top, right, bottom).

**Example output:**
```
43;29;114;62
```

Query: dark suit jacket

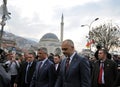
113;71;120;86
15;60;36;87
55;62;61;75
92;59;117;87
55;53;91;87
30;59;56;87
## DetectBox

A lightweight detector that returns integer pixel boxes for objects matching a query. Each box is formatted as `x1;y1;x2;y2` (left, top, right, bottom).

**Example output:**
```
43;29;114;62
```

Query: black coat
15;61;36;87
92;59;117;87
113;70;120;86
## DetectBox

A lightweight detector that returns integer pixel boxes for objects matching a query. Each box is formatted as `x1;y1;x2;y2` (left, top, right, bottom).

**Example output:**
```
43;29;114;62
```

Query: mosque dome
40;33;59;42
39;33;61;55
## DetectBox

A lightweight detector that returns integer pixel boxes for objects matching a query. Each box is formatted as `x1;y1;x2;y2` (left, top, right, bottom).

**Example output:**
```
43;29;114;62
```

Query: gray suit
0;63;11;87
55;53;91;87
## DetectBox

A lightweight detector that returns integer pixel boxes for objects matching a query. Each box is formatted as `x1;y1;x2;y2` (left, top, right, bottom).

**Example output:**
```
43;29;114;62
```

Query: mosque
39;14;64;55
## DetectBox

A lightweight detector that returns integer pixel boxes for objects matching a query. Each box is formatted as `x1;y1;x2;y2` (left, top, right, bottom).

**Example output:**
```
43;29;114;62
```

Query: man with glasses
55;39;91;87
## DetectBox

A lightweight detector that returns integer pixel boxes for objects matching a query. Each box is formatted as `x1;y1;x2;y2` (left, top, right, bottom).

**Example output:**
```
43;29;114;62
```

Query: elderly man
30;47;56;87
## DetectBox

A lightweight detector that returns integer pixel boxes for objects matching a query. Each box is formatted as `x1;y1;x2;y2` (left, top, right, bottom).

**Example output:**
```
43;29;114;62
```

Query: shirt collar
28;62;33;66
100;58;106;63
41;58;48;64
69;52;76;61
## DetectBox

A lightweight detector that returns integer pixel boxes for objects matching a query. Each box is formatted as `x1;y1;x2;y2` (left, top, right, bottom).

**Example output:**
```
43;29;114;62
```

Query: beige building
39;33;61;55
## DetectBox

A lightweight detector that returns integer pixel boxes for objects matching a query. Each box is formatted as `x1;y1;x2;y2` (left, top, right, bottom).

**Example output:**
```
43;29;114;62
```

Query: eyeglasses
62;48;68;51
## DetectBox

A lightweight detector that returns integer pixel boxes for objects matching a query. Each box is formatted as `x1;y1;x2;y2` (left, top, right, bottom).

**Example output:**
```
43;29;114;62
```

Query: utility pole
81;18;99;51
0;15;6;48
0;0;11;48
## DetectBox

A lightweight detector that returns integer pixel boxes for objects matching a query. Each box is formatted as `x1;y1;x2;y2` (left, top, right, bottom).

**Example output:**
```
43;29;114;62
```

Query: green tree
90;22;120;51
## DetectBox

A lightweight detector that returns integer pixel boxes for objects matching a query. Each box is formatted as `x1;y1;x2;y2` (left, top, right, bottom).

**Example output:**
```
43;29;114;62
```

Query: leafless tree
90;22;120;51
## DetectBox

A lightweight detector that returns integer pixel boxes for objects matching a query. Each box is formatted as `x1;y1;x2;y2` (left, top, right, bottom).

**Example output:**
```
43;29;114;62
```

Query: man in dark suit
92;49;117;87
53;54;61;79
55;39;91;87
30;47;56;87
14;50;37;87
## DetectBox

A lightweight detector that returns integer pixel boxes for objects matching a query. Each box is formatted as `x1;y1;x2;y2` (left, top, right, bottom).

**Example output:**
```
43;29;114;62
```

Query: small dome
40;33;59;42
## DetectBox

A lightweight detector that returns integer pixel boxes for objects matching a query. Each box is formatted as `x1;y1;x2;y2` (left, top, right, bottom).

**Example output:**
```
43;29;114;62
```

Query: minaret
60;14;64;42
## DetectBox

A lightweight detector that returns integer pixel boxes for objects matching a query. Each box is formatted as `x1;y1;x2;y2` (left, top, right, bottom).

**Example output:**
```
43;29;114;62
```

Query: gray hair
28;50;36;57
38;47;48;54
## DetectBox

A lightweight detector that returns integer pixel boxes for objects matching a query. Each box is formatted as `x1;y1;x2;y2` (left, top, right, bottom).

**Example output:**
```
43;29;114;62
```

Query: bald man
55;39;91;87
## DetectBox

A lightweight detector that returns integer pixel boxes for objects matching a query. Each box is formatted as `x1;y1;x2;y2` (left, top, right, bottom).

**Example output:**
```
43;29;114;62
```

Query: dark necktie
38;61;42;73
25;62;31;83
98;62;104;84
65;57;70;72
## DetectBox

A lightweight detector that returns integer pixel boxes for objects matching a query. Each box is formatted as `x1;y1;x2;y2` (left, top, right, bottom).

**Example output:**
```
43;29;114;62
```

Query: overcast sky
0;0;120;51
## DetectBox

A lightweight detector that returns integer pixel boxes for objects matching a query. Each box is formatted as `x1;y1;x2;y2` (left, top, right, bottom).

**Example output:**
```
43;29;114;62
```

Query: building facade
39;33;61;55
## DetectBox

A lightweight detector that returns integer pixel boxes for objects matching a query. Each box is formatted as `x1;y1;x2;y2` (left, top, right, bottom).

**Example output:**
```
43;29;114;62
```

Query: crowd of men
0;39;120;87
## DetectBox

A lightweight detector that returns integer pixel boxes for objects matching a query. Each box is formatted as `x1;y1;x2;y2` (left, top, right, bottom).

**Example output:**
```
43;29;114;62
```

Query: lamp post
81;18;99;51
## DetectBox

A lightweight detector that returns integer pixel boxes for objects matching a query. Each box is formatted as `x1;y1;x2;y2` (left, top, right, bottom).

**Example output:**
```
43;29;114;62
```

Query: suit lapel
39;59;48;74
103;59;110;78
63;59;67;76
66;57;76;74
96;61;100;76
65;53;78;78
25;62;28;68
36;61;41;78
24;62;28;74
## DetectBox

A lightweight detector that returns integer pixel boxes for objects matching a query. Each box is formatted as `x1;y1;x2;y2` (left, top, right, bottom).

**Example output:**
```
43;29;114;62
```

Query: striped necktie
38;61;42;73
65;57;70;72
